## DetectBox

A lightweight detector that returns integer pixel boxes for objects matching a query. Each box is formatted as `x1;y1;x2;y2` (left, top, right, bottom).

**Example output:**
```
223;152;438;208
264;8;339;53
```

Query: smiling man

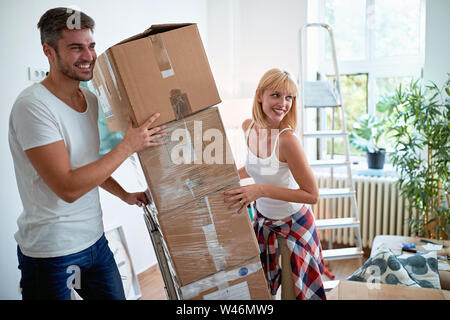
8;8;166;300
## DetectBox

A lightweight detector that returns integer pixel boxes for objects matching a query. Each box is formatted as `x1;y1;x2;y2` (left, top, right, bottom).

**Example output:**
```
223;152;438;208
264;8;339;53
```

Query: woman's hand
224;184;264;214
122;192;149;207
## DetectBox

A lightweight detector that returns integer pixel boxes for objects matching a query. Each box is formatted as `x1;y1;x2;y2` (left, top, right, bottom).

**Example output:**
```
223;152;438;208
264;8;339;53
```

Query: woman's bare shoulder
242;118;253;132
279;129;302;152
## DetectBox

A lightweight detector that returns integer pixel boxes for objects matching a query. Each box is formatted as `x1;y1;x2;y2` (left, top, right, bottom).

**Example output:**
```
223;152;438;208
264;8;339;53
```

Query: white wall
0;0;207;300
207;0;307;99
206;0;308;175
423;0;450;88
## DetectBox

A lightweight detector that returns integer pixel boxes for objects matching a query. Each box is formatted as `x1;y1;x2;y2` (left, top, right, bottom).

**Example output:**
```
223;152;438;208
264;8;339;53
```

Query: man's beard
55;51;94;81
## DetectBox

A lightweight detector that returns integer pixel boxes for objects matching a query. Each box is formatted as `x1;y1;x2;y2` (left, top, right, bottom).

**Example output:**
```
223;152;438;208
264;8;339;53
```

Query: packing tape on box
182;120;197;164
150;34;175;79
169;120;198;166
104;52;122;101
97;85;114;119
170;89;192;120
128;154;148;191
202;196;227;272
203;281;251;300
96;64;111;97
181;172;204;200
180;261;262;300
181;173;205;201
184;178;197;198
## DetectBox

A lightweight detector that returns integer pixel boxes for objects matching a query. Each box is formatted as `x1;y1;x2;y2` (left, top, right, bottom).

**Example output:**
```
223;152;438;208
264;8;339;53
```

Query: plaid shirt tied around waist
254;204;326;300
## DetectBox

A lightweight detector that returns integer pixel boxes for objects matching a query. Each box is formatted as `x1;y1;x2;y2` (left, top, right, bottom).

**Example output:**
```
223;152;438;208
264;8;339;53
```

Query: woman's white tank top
244;121;303;219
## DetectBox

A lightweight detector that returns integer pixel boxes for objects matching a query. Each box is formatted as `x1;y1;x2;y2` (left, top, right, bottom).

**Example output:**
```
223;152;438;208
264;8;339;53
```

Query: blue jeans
17;234;126;300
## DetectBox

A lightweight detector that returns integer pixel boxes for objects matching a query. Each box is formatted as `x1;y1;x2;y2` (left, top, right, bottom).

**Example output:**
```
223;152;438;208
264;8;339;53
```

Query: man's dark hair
37;7;95;50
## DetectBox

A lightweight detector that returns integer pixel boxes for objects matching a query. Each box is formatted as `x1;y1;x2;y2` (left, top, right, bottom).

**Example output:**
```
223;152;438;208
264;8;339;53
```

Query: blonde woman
224;68;326;300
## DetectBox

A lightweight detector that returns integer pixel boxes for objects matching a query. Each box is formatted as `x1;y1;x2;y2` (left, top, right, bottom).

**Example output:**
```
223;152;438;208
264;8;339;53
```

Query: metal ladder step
322;247;364;261
303;131;348;139
303;81;338;108
319;188;355;199
309;159;351;168
315;217;360;230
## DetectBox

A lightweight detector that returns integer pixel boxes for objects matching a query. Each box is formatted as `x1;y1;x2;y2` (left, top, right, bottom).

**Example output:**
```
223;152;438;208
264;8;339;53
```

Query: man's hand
120;113;168;155
122;192;149;207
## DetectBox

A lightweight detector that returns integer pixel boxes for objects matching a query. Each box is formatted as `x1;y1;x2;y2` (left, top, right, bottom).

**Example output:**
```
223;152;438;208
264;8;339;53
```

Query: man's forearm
66;141;132;201
25;113;164;204
100;176;127;201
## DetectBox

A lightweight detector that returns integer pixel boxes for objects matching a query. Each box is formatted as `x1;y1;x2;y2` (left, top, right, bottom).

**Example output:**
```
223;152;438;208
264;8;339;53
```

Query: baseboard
137;263;158;276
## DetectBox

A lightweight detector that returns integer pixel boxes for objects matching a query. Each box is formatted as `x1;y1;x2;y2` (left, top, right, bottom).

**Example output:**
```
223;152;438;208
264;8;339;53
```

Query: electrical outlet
28;67;48;82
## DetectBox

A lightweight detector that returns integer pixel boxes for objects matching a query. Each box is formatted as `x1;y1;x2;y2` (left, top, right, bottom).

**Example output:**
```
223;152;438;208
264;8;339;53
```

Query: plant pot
367;149;385;169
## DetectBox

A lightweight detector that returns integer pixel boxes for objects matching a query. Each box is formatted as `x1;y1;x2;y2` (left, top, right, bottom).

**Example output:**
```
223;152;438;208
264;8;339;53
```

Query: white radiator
312;174;412;248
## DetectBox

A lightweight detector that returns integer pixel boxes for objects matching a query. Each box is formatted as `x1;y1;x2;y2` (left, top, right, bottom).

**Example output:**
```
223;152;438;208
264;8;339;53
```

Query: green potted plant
378;76;449;240
349;114;386;169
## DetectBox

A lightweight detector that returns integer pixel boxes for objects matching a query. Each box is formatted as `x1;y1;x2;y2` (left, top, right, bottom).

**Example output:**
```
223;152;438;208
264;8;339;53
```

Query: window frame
314;0;426;159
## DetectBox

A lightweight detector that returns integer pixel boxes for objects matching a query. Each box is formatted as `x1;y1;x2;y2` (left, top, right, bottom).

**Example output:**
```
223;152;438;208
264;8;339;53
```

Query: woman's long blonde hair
252;68;298;130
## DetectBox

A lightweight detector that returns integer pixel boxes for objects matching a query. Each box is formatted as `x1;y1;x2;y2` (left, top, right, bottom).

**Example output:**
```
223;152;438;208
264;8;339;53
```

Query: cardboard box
156;186;261;286
371;235;450;290
180;256;271;300
327;280;450;300
92;23;220;131
138;107;239;212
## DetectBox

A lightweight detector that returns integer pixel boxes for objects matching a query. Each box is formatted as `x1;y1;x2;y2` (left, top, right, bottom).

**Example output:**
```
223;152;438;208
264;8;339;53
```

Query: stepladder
298;23;364;290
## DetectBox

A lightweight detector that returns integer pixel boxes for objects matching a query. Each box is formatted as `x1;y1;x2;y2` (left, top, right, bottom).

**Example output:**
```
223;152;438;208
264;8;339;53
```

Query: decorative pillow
397;251;441;289
346;247;420;287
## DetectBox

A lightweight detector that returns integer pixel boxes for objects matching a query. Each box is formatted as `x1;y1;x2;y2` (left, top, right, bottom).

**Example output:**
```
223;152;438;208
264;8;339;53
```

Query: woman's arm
238;166;250;179
278;131;319;204
224;131;319;213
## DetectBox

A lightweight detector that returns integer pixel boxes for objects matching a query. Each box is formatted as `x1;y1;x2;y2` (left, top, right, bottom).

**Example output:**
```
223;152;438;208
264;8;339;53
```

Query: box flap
149;23;193;33
116;23;194;46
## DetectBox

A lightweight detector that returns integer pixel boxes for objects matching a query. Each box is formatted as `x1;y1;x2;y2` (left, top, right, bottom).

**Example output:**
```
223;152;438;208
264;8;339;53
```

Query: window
314;0;425;157
326;74;368;156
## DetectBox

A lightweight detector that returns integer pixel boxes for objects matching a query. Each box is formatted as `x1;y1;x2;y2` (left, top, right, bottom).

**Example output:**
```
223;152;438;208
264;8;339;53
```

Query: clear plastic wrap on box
138;107;240;212
180;255;271;300
156;184;260;286
138;106;269;296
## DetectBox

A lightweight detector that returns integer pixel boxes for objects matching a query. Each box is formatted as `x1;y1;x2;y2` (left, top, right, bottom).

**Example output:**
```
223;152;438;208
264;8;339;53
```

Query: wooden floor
137;264;168;300
137;248;370;300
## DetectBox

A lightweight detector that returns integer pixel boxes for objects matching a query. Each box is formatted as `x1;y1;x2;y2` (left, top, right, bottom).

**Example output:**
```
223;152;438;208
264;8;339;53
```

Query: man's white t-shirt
9;83;104;258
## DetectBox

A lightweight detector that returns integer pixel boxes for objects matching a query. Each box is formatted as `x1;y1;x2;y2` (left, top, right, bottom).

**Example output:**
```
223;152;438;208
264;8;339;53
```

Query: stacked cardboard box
137;107;238;212
180;256;273;300
92;23;221;131
92;23;270;300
